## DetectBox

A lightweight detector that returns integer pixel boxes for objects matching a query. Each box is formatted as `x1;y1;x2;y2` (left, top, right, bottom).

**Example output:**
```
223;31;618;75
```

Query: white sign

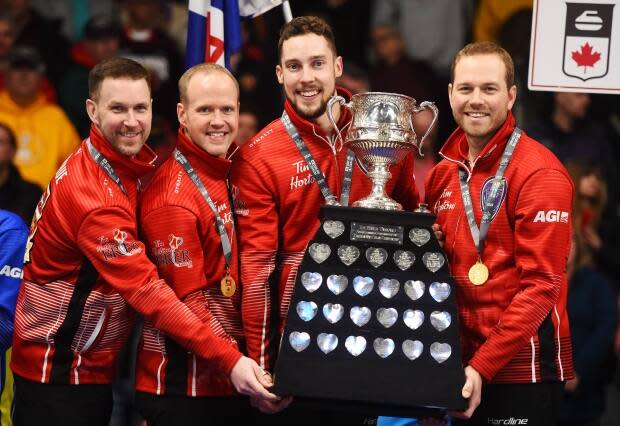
529;0;620;94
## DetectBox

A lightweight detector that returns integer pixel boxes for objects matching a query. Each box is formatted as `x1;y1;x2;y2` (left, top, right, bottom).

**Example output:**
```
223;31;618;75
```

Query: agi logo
533;210;569;223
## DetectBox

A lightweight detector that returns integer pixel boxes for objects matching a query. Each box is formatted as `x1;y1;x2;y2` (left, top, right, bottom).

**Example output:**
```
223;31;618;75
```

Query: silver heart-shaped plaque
373;337;395;358
289;331;310;352
327;274;348;295
301;272;323;293
378;278;400;299
404;280;425;301
309;243;331;264
402;339;424;361
366;247;388;268
345;336;367;356
429;281;451;303
323;303;344;324
350;306;371;327
430;311;451;332
422;252;445;273
353;276;374;297
317;333;338;354
403;309;425;330
323;220;345;239
393;250;415;271
430;342;452;363
377;307;398;328
296;301;318;322
337;245;360;266
409;228;431;247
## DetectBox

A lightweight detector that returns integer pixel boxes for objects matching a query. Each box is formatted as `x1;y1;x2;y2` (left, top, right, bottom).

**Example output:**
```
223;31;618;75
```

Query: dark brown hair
451;41;515;89
277;16;337;62
88;57;151;100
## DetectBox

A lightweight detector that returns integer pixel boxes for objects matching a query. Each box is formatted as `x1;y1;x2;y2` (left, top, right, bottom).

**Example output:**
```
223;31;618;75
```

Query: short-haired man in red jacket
425;42;574;425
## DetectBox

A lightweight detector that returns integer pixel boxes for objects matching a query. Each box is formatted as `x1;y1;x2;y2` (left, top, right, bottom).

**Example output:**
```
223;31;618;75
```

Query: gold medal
468;260;489;286
221;274;236;297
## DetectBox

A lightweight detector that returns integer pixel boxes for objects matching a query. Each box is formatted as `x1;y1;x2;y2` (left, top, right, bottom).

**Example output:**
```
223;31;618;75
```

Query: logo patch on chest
480;177;507;222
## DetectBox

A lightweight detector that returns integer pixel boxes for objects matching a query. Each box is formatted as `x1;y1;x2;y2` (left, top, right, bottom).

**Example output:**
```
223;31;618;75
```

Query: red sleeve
77;206;242;374
469;169;573;380
391;152;420;211
230;157;277;370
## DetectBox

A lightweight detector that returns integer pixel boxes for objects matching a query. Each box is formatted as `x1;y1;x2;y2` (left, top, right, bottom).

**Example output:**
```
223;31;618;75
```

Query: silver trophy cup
327;92;438;210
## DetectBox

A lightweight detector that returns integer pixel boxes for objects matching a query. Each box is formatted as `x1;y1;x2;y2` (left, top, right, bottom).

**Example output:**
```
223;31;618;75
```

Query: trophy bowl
328;92;438;210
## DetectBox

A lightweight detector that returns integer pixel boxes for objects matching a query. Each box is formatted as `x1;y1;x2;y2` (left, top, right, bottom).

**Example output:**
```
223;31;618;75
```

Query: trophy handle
327;95;351;147
411;101;439;157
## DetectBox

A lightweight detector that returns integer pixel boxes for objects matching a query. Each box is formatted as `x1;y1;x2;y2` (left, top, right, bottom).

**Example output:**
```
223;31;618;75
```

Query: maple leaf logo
571;42;601;73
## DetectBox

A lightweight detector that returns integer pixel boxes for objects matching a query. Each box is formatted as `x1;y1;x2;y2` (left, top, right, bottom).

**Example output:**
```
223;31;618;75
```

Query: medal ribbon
458;128;521;257
86;138;128;195
281;111;355;206
173;149;232;270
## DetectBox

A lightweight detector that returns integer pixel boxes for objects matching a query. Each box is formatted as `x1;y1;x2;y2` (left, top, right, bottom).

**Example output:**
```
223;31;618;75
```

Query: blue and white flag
186;0;283;70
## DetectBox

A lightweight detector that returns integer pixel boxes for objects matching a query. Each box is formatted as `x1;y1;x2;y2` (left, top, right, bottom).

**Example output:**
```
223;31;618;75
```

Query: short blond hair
178;63;239;104
451;41;515;89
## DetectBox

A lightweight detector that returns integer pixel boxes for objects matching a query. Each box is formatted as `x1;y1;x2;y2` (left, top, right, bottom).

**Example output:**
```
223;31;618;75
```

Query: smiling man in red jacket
425;42;574;425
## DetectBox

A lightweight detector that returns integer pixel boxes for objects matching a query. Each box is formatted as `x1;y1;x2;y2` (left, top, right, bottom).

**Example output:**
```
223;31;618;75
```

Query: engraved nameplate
350;222;404;245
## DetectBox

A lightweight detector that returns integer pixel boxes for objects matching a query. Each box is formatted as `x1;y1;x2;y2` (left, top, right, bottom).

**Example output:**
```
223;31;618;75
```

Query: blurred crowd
0;1;618;425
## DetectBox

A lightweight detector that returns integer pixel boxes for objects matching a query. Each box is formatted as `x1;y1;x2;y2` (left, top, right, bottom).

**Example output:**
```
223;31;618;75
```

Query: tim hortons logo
290;160;315;190
96;229;142;261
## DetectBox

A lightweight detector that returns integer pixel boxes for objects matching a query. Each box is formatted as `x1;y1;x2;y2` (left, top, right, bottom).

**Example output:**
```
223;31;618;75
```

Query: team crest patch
480;177;507;222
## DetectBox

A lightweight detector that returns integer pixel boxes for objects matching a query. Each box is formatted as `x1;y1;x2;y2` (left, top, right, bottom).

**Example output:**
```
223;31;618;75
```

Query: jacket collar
283;86;353;141
88;124;156;180
439;112;516;174
176;129;232;179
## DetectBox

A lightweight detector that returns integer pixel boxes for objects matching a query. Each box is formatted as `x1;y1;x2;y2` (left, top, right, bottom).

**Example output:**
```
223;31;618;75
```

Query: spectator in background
235;102;260;147
0;13;56;102
0;47;80;189
28;0;119;41
59;15;121;138
472;0;533;43
336;60;370;95
0;209;29;426
560;227;618;426
119;0;183;150
0;122;40;224
0;0;70;86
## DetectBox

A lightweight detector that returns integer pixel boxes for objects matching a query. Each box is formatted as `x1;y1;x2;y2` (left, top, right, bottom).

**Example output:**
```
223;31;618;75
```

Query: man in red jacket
10;57;278;426
135;63;288;424
425;42;574;425
230;15;419;423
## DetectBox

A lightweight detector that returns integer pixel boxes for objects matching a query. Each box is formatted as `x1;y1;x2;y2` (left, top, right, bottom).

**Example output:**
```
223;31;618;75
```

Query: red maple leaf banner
571;42;601;73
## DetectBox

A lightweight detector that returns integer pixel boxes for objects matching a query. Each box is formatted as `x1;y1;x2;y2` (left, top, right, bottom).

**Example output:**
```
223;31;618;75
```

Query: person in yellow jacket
0;47;79;190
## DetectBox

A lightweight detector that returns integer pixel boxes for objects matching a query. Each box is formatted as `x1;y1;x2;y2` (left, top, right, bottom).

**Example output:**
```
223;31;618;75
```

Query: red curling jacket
11;126;241;385
424;113;574;383
230;88;420;370
136;130;243;396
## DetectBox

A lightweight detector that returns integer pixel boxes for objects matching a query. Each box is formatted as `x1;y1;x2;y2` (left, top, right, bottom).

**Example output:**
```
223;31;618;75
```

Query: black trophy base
273;206;467;415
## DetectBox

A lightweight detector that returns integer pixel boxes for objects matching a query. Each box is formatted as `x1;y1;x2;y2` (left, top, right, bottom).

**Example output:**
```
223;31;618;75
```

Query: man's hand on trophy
230;356;281;402
448;365;482;419
432;223;445;248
